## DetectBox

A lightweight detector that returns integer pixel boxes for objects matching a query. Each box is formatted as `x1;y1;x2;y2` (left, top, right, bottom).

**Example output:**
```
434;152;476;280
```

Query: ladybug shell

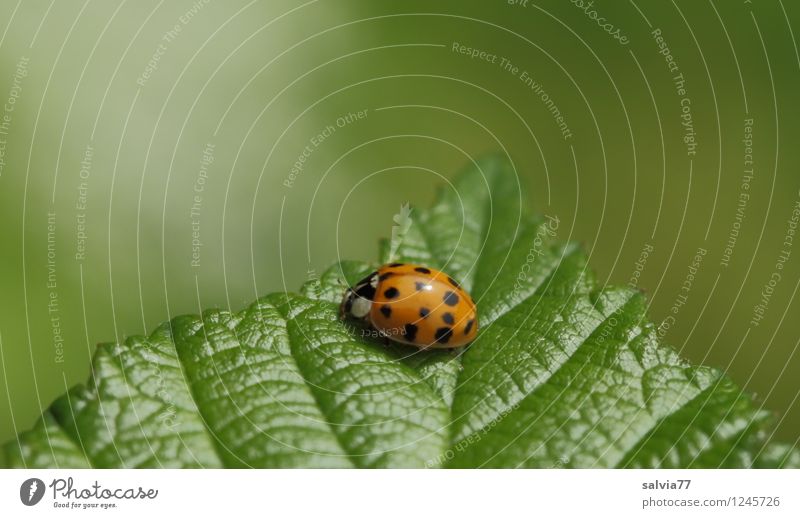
368;263;478;349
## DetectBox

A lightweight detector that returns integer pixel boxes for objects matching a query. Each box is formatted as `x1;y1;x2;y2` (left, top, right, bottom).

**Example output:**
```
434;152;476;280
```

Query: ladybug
340;263;478;349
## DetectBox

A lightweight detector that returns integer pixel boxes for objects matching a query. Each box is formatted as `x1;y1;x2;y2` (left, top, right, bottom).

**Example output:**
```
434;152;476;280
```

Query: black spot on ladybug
442;312;455;325
415;281;427;291
447;276;461;288
404;323;418;342
378;272;394;281
389;262;404;267
356;283;376;300
414;266;431;274
434;327;453;344
384;287;400;299
443;291;459;306
380;305;392;318
464;319;474;335
419;307;430;318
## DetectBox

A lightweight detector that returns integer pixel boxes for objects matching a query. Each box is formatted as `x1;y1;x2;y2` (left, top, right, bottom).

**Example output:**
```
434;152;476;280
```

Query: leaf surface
4;155;796;468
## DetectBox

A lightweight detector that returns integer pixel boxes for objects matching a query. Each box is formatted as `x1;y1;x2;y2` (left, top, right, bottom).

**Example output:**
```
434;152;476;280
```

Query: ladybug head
340;271;378;320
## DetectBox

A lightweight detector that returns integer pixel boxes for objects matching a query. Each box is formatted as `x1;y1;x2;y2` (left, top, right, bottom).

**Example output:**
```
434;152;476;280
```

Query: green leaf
3;154;797;468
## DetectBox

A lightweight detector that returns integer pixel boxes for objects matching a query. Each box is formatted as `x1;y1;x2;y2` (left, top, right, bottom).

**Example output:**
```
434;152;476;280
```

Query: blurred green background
1;0;799;446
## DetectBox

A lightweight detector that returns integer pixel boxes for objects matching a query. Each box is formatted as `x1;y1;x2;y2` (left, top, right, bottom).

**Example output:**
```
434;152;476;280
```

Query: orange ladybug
340;263;478;349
